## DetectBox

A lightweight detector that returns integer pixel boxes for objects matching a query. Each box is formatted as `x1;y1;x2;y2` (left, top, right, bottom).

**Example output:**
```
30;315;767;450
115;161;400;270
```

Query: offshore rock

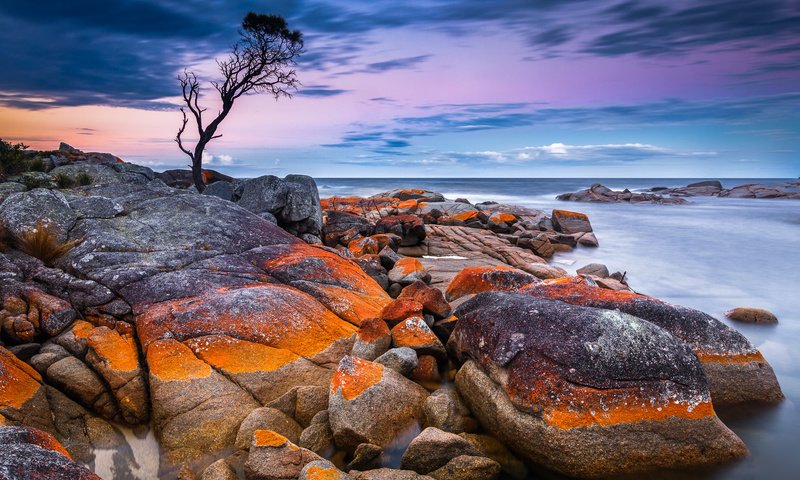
450;292;747;478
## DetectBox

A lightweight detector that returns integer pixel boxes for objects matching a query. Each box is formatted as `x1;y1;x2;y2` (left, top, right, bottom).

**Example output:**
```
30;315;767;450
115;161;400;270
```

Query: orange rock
551;209;592;234
380;298;424;326
410;354;441;385
391;317;446;359
147;339;212;382
253;429;293;448
449;211;480;222
445;266;538;301
330;356;384;401
0;347;43;410
186;335;301;374
397;281;451;319
87;327;139;372
348;236;379;257
397;199;419;211
489;212;516;224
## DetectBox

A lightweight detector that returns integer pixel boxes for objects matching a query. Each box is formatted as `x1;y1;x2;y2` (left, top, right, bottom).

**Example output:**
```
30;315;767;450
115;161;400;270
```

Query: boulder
375;215;426;247
427;455;501;480
328;356;429;452
400;427;495;479
450;292;748;478
244;430;322;480
380;298;424;326
346;443;383;471
551;209;592;234
391;317;446;360
725;307;778;325
202;180;236;201
300;460;350;479
388;258;430;286
298;410;335;456
423;388;478;434
200;459;238;480
519;280;783;405
397;281;451;319
0;426;102;480
236;407;304;449
576;263;609;278
375;347;419;375
458;433;527;480
237;174;324;239
323;211;375;247
445;266;538;302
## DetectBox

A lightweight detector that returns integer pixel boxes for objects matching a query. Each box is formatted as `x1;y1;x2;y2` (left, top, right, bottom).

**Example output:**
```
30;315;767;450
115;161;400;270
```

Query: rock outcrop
450;292;748;478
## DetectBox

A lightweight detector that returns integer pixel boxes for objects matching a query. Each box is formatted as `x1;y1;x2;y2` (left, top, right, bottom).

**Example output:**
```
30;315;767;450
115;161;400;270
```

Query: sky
0;0;798;178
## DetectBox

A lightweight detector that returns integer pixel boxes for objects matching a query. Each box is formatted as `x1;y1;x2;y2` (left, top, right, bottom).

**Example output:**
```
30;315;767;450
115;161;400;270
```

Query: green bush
54;173;76;189
0;139;31;179
28;157;46;172
77;172;93;186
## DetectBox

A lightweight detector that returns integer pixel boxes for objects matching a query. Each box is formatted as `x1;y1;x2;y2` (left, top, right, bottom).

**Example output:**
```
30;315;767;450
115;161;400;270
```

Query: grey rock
0;189;77;240
299;410;335;456
236;407;304;449
375;347;419;376
423;388;477;434
400;427;484;474
244;431;321;480
67;195;124;219
202;180;235;201
576;263;610;278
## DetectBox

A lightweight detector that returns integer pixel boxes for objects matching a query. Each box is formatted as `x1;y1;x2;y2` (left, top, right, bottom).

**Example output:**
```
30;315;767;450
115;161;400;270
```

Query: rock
400;427;485;474
557;184;689;204
351;317;392;361
427;455;501;480
391;317;446;360
375;347;419;375
156;168;235;189
725;307;778;325
450;292;748;478
202;180;236;201
519;280;784;405
237;175;324;238
687;180;723;189
376;189;445;203
376;215;426;247
445;266;538;302
350;468;434;479
201;459;238;480
576;263;610;278
300;460;350;479
328;356;429;452
0;182;27;204
46;356;118;421
295;386;330;428
355;254;389;290
397;281;451;319
0;426;102;480
236;407;304;449
423;388;478;434
458;433;527;480
388;258;430;286
244;430;322;480
576;232;599;247
378;246;402;270
323;211;375;247
523;263;568;280
380;298;424;326
410;354;441;385
0;188;77;241
551;209;592;234
346;443;383;471
298;410;335;456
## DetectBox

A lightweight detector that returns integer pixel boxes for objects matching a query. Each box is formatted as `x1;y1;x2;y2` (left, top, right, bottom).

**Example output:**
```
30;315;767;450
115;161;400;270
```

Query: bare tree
176;12;303;191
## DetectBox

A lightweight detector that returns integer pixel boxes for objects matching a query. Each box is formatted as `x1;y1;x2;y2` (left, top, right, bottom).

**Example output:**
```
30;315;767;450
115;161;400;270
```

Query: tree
176;12;303;191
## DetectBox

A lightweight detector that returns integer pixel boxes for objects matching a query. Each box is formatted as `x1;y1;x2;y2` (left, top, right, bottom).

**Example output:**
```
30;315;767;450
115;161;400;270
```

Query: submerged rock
725;307;778;325
450;292;747;478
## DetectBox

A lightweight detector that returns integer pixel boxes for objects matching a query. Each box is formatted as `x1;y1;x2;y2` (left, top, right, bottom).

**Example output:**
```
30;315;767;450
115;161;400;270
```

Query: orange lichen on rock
348;237;379;257
0;347;42;410
299;283;390;327
356;317;390;343
331;356;384;401
392;257;424;275
445;266;536;301
397;199;418;210
380;298;424;325
391;317;439;349
253;429;293;448
186;335;301;374
137;284;358;360
87;327;139;372
489;212;517;224
303;464;348;479
449;211;480;222
146;339;212;382
696;351;766;364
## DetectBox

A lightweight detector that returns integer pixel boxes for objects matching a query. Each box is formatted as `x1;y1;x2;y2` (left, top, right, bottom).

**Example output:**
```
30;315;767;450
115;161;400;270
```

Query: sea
317;178;800;480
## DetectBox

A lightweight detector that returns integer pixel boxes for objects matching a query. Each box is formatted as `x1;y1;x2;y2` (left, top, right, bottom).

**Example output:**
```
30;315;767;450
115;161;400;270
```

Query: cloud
297;85;350;97
353;55;432;74
202;151;236;166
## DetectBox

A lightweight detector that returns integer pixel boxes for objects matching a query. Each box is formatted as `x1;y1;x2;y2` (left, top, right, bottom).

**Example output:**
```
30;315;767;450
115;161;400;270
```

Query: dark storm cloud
586;0;800;56
1;0;798;110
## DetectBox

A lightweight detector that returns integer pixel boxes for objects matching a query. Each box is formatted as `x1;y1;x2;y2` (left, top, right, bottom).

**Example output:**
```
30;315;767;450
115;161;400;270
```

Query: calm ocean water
318;178;800;480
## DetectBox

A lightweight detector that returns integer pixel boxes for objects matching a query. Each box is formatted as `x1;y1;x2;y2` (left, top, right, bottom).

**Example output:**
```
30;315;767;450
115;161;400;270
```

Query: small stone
375;347;419;376
725;308;778;325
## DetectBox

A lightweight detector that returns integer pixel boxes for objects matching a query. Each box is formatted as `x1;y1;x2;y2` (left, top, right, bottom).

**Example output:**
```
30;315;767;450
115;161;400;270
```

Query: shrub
77;172;93;186
54;173;76;189
0;139;30;179
15;220;80;266
28;157;46;172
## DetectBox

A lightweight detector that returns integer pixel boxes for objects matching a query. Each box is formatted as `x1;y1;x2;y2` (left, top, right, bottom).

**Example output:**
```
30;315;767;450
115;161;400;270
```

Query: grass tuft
15;220;80;266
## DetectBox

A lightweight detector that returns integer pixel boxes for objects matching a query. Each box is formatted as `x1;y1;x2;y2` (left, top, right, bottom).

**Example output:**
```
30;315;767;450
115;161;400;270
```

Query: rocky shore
0;145;784;479
557;180;800;203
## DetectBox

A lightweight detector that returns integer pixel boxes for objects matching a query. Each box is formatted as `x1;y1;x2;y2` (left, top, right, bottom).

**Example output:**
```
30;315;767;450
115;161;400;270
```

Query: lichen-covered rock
397;281;451;319
236;407;304;449
391;317;446;360
400;427;487;475
300;460;351;479
388;258;430;286
519;280;783;405
450;292;748;478
0;426;101;480
550;209;592;234
323;211;375;247
244;430;322;480
328;356;429;452
445;266;538;302
375;347;419;376
380;298;424;326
